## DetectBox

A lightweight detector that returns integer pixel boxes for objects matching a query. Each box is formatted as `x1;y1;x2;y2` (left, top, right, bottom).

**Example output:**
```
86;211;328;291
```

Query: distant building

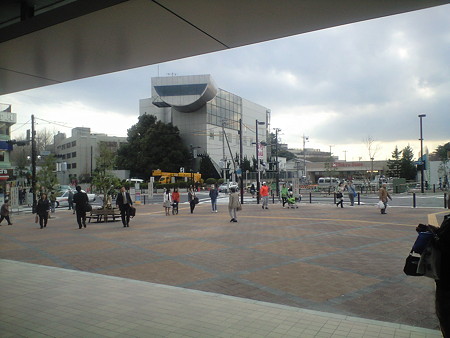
53;127;126;184
0;103;15;181
140;74;269;177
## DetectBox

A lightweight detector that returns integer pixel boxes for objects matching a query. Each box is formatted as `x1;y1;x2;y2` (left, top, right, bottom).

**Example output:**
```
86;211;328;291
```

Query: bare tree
364;136;381;183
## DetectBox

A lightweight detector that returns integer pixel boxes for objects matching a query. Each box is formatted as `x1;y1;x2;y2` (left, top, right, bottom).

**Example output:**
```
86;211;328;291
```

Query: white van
317;177;339;188
126;178;144;184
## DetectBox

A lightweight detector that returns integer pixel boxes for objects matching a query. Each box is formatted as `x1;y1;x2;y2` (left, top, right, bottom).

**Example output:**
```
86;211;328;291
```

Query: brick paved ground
1;201;447;331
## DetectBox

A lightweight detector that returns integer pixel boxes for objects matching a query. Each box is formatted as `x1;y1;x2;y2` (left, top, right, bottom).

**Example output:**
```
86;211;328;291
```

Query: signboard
257;143;264;159
0;169;9;181
135;191;141;205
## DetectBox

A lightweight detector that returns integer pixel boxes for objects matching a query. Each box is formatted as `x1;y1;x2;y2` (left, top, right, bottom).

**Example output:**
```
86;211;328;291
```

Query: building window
62;144;65;150
66;153;71;159
62;154;66;159
72;152;76;158
72;163;77;168
207;89;242;130
209;132;214;140
66;143;71;148
67;163;71;169
72;141;76;147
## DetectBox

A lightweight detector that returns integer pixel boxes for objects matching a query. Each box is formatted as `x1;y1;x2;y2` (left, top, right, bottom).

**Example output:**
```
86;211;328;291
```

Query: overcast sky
1;4;449;162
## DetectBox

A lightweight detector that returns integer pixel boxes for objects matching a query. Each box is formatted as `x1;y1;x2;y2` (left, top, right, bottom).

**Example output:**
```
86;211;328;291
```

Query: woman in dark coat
36;193;50;229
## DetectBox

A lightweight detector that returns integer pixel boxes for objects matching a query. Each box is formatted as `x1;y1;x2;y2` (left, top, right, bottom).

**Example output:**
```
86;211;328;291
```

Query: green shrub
205;178;217;185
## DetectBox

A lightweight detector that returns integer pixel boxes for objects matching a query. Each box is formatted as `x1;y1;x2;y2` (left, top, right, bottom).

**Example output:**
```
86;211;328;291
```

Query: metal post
239;119;244;204
357;192;360;205
309;192;312;204
274;128;281;198
444;193;447;209
31;114;37;213
413;192;416;208
418;114;426;193
255;120;260;204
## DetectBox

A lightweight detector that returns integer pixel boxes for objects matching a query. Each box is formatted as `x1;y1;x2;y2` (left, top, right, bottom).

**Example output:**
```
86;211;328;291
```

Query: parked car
56;190;96;208
218;182;238;193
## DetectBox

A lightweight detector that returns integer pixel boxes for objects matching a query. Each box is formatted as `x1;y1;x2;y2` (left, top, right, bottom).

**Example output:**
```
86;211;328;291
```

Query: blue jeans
211;199;217;211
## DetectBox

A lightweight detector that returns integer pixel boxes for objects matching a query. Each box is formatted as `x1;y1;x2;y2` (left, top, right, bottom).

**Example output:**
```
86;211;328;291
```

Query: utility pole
221;121;226;180
31;114;37;213
239;119;244;204
274;128;281;197
303;134;309;182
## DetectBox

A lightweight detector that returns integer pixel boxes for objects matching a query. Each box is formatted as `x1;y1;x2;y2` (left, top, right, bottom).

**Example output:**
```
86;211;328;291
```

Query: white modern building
53;127;127;184
140;74;269;176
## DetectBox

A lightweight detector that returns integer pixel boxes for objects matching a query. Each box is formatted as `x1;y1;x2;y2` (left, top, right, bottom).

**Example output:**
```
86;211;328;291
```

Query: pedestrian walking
209;184;218;212
35;194;50;229
250;184;256;198
0;200;13;225
228;187;241;222
73;186;89;229
171;188;180;214
336;184;344;208
49;191;56;214
281;183;288;208
188;186;197;214
163;188;172;216
378;183;392;214
68;189;74;211
346;181;356;206
260;182;269;209
116;186;133;227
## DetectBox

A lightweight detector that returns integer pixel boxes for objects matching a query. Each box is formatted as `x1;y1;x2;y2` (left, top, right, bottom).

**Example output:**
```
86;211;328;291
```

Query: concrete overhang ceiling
0;0;448;95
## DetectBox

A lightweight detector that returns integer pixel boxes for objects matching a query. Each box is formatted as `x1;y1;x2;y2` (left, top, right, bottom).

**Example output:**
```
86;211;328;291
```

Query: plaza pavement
1;198;448;337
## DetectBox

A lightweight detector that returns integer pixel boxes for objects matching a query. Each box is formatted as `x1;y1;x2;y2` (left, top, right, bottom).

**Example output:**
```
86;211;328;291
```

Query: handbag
193;196;199;204
404;251;424;276
85;203;92;212
129;206;136;217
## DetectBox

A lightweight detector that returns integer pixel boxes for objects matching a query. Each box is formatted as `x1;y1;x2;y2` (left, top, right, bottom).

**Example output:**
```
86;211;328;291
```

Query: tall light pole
255;120;265;204
418;114;426;193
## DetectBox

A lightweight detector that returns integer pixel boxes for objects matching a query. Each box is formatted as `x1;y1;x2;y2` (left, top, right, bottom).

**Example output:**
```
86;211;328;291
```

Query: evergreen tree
36;155;58;193
386;146;402;177
116;115;190;178
92;143;121;207
400;145;417;180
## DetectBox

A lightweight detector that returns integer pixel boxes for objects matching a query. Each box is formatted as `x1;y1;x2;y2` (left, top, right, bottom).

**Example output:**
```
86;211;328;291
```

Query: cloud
2;4;449;162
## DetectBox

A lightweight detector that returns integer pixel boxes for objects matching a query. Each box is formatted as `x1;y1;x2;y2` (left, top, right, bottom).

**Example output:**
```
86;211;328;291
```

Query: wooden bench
87;208;121;223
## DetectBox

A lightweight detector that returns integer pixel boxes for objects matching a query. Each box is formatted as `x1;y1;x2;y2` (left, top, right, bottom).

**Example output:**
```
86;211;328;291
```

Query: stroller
286;192;299;209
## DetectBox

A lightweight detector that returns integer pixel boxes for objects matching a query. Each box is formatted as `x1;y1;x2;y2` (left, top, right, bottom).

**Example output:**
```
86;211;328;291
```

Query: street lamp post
255;120;265;204
418;114;426;193
274;128;281;198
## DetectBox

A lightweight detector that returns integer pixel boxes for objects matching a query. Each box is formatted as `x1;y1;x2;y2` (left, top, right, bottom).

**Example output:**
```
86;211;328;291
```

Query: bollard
445;193;448;209
309;192;312;204
413;192;416;208
333;193;336;204
272;192;275;204
357;193;360;205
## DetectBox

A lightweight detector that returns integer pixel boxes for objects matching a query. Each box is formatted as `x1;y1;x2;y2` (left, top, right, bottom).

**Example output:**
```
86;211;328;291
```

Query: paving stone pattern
1;202;446;333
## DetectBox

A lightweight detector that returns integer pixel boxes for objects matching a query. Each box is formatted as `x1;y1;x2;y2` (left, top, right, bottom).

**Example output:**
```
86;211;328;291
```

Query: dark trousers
190;200;196;213
282;197;287;207
38;214;48;228
436;281;450;337
336;199;343;208
0;215;11;225
120;204;131;226
76;210;86;228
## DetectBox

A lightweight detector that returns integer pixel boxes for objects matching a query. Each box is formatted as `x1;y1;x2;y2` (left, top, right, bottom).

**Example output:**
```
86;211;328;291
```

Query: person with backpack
416;215;450;337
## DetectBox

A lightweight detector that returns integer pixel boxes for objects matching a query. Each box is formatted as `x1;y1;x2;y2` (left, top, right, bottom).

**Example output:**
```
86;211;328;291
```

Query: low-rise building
53;127;127;185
